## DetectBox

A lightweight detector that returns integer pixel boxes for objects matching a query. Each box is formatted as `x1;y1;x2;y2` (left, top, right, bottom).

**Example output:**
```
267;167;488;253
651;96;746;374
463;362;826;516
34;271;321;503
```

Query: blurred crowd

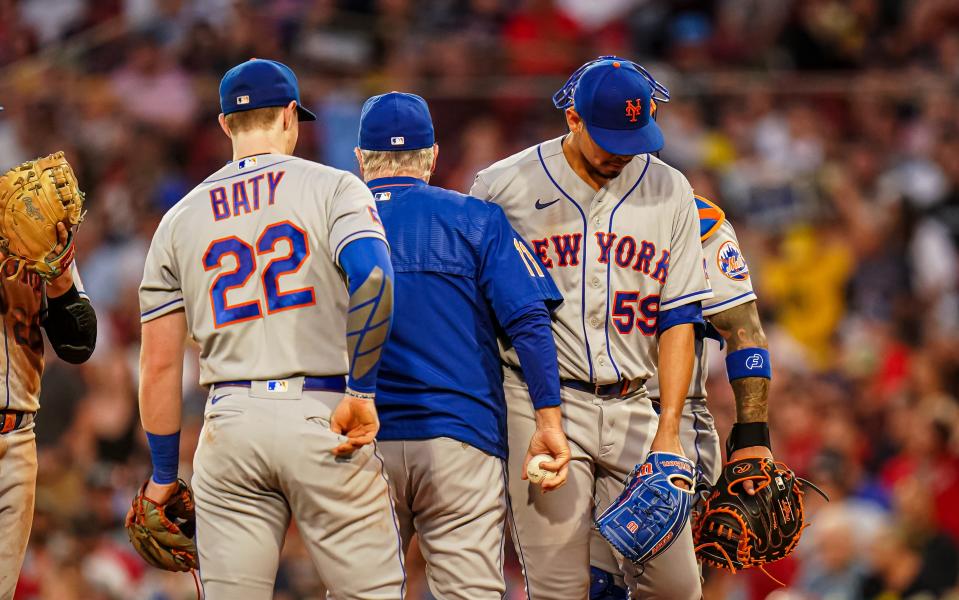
1;0;958;598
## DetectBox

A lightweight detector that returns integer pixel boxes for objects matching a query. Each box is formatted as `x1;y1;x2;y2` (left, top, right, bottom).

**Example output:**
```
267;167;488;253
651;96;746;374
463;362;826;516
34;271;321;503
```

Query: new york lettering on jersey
472;137;712;384
139;153;386;385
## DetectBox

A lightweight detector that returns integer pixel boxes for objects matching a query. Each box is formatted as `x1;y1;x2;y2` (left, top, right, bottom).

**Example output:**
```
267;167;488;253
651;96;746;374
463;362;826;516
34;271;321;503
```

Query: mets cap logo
625;99;643;123
717;240;749;281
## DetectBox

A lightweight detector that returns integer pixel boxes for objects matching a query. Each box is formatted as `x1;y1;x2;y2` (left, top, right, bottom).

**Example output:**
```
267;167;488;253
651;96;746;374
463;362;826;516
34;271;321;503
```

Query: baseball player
588;196;775;598
133;59;405;599
353;92;570;600
471;57;712;598
0;224;97;599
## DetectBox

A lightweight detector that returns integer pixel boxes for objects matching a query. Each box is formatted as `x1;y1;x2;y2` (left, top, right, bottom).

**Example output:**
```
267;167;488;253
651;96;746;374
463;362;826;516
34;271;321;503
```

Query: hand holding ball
526;454;557;485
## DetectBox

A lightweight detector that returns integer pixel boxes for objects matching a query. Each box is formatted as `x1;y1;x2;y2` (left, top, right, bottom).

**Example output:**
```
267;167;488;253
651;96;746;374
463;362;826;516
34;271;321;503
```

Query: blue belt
212;376;346;393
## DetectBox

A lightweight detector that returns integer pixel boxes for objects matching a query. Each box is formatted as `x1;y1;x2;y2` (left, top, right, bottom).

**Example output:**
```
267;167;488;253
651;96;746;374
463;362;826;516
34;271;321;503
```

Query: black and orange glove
694;458;827;576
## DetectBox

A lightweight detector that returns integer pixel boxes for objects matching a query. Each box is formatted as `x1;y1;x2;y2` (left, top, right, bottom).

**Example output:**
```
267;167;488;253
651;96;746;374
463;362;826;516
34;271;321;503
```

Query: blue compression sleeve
504;304;561;410
658;301;704;335
146;431;180;485
339;238;394;394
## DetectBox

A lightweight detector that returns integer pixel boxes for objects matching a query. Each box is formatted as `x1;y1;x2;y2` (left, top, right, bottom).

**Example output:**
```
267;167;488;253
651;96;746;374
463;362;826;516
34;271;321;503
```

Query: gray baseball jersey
139;153;386;383
472;137;711;599
139;153;405;599
471;136;712;385
645;213;757;400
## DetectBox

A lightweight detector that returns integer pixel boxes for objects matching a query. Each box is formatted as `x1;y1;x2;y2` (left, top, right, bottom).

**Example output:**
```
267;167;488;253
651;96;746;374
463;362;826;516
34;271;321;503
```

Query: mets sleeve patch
717;240;749;281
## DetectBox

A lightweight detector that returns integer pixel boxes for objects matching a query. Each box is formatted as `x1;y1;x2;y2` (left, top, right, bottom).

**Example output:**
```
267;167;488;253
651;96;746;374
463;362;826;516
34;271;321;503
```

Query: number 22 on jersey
203;220;316;328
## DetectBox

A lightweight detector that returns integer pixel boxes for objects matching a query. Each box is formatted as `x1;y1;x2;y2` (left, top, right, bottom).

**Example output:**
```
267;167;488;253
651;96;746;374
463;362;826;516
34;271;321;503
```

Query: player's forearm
340;238;394;395
139;311;187;485
708;301;769;423
505;304;561;410
139;312;188;434
655;323;695;435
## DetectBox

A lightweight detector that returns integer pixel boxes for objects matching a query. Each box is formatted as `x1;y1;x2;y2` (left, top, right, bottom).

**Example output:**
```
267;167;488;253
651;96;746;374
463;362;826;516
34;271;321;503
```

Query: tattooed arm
708;300;773;471
707;300;768;424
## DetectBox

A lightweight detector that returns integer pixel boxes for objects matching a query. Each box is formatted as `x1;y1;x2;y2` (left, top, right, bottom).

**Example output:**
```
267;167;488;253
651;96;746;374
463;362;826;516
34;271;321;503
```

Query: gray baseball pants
503;369;702;600
192;380;406;599
379;437;509;599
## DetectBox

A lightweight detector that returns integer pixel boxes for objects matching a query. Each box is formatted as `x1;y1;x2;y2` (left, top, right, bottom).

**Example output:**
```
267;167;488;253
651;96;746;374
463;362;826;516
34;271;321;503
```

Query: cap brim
587;120;664;155
296;105;317;122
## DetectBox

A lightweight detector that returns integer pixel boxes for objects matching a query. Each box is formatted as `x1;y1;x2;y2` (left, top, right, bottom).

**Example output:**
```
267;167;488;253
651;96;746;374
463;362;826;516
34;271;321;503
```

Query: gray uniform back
139;154;387;383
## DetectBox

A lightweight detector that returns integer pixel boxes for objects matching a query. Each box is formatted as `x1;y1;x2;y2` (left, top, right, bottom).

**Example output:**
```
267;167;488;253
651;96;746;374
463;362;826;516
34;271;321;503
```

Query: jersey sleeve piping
660;288;713;309
702;290;757;316
140;297;185;322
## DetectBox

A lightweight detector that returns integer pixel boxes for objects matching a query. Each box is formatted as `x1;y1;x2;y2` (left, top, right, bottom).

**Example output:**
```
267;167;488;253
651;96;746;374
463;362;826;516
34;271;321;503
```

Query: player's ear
354;147;365;179
218;113;233;139
565;108;582;133
284;101;298;131
430;144;439;174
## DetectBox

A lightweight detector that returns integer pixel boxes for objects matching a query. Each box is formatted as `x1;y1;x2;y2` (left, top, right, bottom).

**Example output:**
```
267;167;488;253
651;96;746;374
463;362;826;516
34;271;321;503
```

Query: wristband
346;387;376;401
725;347;771;381
146;430;180;485
726;422;771;454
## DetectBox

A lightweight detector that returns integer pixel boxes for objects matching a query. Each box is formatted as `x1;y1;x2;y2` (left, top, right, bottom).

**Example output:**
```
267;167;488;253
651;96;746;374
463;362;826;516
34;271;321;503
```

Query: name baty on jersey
531;231;670;285
208;168;286;220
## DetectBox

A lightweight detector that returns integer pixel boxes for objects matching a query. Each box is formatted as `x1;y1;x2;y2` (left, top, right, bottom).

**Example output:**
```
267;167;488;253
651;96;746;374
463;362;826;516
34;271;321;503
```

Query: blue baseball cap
573;59;663;155
219;59;316;121
358;92;434;151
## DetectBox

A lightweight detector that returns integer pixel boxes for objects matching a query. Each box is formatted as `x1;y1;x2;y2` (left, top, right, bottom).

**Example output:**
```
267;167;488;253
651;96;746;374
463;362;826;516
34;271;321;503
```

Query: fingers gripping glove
0;152;85;281
595;452;698;565
126;479;198;572
694;458;828;575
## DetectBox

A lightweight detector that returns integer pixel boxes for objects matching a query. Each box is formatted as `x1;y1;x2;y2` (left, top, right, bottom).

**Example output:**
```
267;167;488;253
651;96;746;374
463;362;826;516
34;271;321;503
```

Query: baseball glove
0;151;84;281
126;479;198;572
595;452;698;565
694;458;827;575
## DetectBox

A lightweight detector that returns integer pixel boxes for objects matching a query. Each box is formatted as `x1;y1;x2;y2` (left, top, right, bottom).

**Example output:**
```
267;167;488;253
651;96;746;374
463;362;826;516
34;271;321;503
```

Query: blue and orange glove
595;452;699;565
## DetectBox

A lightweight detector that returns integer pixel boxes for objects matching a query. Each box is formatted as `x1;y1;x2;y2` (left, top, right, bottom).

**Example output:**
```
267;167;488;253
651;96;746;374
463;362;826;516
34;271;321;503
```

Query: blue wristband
146;431;180;485
725;347;771;381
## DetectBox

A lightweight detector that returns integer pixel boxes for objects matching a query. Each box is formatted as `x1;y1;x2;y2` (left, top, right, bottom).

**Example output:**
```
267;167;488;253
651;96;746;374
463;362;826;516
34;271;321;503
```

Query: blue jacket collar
367;176;426;190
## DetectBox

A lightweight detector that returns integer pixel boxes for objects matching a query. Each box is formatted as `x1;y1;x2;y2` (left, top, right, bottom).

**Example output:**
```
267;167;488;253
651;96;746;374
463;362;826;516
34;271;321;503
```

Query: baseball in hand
527;454;557;485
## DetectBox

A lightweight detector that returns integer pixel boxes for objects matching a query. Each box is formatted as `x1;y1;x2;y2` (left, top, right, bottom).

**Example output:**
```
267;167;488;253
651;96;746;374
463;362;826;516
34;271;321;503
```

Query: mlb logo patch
266;380;289;393
390;136;405;146
238;156;257;170
236;95;250;105
373;191;391;201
